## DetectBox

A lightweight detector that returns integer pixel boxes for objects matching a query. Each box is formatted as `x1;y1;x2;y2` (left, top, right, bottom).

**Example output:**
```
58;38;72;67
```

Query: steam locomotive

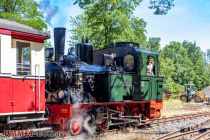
44;28;163;135
0;18;163;136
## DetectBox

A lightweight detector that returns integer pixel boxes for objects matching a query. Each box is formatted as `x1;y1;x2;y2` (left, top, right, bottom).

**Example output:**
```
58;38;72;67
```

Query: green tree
74;0;175;15
0;0;47;30
44;41;52;49
207;63;210;77
207;49;210;62
71;0;174;49
161;41;210;92
70;0;147;49
149;0;174;15
147;37;161;52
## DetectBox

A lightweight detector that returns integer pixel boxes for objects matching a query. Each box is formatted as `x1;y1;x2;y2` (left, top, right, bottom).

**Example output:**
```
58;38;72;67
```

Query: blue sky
37;0;210;52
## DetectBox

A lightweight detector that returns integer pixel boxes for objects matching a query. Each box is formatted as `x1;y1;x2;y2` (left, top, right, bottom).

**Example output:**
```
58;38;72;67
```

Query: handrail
35;64;41;112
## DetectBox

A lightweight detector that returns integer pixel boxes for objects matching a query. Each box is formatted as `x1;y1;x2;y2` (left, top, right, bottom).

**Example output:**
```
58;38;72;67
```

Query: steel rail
143;111;210;125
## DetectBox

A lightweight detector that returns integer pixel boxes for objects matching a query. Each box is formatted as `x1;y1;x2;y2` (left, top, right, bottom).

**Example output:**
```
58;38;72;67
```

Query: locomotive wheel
67;118;83;136
180;95;188;102
130;107;140;128
98;119;109;132
122;104;130;116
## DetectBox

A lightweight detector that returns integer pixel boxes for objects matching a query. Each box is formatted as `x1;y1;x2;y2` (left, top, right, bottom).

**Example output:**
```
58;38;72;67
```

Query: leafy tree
159;45;184;93
69;15;92;47
71;0;174;49
163;41;181;59
161;41;210;92
70;0;147;49
149;0;174;15
207;49;210;62
74;0;175;15
0;0;47;30
207;63;210;77
147;37;161;52
44;41;52;49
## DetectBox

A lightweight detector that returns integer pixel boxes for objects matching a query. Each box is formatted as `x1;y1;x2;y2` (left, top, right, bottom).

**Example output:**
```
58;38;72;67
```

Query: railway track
155;112;210;140
1;111;210;140
143;111;210;126
157;127;210;140
90;111;210;140
45;111;210;140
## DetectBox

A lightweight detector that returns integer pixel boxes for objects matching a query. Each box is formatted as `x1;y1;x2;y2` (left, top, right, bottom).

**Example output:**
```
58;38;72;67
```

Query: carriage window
124;54;134;72
16;42;31;75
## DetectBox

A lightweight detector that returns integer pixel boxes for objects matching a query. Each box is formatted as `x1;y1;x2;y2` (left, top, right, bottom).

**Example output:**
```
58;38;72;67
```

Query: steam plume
39;0;58;25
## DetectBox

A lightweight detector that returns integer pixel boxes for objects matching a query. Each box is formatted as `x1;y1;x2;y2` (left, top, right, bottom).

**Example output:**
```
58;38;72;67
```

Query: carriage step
30;127;52;132
8;117;48;124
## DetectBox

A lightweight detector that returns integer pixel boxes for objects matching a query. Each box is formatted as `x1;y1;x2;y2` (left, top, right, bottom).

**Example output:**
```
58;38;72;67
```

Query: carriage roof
0;18;49;38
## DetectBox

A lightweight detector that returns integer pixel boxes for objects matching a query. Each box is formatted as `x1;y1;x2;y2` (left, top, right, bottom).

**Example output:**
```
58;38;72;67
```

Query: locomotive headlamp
45;48;54;59
57;90;65;99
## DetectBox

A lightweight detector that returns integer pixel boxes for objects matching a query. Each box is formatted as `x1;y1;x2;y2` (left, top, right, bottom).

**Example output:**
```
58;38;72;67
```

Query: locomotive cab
93;42;163;102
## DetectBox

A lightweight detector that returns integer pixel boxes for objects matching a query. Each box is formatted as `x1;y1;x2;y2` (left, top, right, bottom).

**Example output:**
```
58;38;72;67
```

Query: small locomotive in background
44;28;163;135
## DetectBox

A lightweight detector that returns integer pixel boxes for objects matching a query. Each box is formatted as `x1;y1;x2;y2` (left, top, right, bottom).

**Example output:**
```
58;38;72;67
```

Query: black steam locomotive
45;28;106;104
44;28;163;135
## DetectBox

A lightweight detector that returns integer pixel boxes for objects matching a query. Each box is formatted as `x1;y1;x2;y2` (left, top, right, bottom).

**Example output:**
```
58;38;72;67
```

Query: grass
161;98;210;117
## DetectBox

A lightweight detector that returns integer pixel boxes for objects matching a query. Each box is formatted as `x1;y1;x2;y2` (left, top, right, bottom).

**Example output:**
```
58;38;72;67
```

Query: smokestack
54;28;66;61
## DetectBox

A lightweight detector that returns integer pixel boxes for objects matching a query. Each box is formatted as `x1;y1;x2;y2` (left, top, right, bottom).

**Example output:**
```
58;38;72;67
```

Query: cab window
146;56;155;76
124;54;134;72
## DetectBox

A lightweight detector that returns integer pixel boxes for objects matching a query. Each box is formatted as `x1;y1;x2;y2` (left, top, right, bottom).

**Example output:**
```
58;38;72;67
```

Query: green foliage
207;49;210;61
44;41;52;49
0;0;47;30
149;0;174;15
207;64;210;77
160;41;210;93
70;0;147;49
147;37;161;52
74;0;174;15
71;0;174;49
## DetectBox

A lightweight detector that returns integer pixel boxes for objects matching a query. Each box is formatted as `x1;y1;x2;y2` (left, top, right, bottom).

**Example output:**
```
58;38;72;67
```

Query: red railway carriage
0;18;49;127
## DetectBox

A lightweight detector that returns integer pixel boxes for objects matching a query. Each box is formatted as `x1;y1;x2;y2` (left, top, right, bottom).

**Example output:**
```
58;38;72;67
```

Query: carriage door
12;41;37;113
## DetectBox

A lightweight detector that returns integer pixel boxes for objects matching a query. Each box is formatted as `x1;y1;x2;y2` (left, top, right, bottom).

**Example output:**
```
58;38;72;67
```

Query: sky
37;0;210;52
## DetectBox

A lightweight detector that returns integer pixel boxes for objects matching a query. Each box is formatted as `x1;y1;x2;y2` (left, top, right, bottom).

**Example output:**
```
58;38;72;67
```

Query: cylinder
54;28;66;61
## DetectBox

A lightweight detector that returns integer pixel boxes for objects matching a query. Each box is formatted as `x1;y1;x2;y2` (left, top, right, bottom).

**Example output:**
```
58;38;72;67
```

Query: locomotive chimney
54;28;66;61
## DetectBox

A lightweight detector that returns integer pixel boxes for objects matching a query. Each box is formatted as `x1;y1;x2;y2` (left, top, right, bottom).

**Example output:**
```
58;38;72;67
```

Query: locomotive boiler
44;28;164;136
45;28;106;105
